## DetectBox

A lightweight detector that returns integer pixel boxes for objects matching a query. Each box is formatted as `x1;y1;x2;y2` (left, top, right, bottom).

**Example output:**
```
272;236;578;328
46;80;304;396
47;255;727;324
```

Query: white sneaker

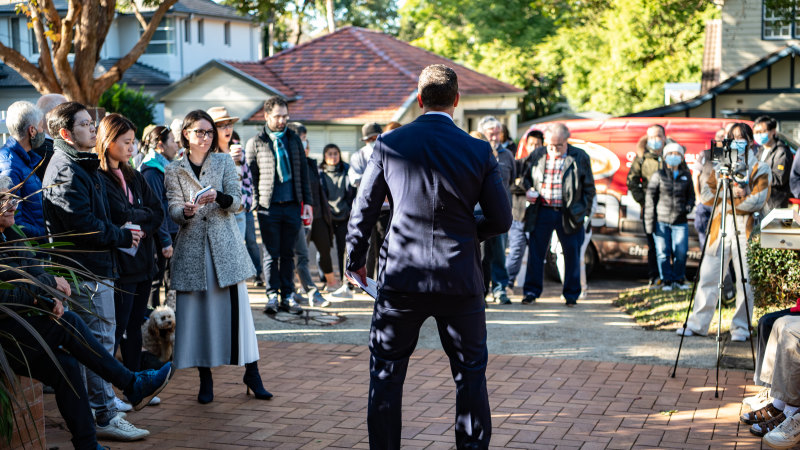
764;413;800;449
148;396;161;406
676;327;695;336
731;330;750;342
95;413;149;441
123;395;160;407
743;388;772;411
113;396;132;412
662;284;673;292
331;285;353;299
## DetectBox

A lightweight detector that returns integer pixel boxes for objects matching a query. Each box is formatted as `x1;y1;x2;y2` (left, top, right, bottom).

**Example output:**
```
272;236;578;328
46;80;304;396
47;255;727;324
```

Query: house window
10;18;20;52
184;18;191;43
29;27;38;55
224;21;230;46
142;17;175;54
198;19;204;45
763;0;794;39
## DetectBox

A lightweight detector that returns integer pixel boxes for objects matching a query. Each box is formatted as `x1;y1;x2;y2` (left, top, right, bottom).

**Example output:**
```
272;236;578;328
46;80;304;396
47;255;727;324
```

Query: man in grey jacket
245;97;313;315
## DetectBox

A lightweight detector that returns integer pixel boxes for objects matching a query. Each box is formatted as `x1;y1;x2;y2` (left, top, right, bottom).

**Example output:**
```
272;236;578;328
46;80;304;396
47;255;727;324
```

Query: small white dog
141;305;176;363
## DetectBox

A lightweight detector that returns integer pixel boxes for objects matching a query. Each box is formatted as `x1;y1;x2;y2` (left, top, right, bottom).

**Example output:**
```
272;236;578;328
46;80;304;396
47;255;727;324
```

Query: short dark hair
180;109;219;153
264;96;288;115
754;115;778;131
648;124;666;136
47;101;87;137
529;130;544;141
418;64;458;110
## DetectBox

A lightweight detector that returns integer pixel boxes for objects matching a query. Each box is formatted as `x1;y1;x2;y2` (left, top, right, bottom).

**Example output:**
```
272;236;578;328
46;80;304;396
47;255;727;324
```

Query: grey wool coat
165;152;256;291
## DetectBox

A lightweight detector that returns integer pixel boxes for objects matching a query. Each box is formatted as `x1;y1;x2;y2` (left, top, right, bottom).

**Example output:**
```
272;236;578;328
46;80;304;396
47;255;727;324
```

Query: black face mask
30;129;45;148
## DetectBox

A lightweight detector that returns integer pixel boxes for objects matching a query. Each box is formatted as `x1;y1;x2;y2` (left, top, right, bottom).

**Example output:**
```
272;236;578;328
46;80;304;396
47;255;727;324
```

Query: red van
525;117;752;273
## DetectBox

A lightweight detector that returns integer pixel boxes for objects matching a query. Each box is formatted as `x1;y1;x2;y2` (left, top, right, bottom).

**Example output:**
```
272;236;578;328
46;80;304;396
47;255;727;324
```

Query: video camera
710;139;749;185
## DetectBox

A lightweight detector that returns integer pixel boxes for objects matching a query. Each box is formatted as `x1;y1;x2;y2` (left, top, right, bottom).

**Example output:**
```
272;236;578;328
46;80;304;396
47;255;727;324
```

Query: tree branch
129;0;148;30
52;0;81;100
0;40;55;94
29;3;59;92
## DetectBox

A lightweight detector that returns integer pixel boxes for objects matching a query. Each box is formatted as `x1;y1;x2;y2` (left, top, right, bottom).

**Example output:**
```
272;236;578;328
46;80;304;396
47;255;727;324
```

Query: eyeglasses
76;120;96;130
189;129;214;139
216;122;234;130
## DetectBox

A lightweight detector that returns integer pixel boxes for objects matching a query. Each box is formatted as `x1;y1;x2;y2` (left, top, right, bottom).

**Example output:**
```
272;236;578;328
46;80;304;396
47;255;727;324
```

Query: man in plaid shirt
521;123;595;306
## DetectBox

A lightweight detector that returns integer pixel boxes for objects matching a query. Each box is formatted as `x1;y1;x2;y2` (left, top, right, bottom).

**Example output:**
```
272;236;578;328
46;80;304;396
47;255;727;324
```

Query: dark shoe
253;279;264;288
521;295;536;305
243;362;273;400
565;302;577;308
280;294;303;315
742;403;783;425
495;292;511;305
123;362;173;411
311;291;330;308
750;412;787;437
263;295;279;315
197;367;213;404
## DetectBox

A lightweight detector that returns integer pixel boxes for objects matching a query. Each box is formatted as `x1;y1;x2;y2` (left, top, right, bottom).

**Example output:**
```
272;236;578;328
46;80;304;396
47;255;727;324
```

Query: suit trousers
523;207;584;302
368;291;491;449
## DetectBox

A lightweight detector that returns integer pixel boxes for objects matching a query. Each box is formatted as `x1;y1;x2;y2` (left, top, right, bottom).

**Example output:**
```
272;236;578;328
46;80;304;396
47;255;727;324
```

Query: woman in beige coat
165;109;272;404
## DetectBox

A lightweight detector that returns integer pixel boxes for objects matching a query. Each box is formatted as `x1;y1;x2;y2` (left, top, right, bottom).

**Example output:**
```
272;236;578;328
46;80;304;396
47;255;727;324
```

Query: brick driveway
44;340;763;449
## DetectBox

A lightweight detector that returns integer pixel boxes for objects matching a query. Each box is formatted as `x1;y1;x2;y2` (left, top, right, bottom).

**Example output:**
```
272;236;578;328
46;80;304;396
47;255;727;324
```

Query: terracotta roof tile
701;19;721;93
227;27;523;124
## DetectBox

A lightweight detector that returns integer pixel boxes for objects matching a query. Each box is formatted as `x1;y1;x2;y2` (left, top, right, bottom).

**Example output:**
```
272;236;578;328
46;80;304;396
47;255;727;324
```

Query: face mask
647;139;663;151
754;133;770;146
665;154;682;167
732;139;748;154
30;129;45;148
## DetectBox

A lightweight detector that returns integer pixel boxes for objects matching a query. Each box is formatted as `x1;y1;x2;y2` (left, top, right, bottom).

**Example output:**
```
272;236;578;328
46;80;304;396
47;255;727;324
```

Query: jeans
244;211;263;279
294;225;317;292
72;280;118;424
258;202;302;298
0;311;134;450
653;222;689;284
482;234;509;296
115;279;152;371
523;207;584;302
694;202;712;250
368;291;491;449
505;220;528;287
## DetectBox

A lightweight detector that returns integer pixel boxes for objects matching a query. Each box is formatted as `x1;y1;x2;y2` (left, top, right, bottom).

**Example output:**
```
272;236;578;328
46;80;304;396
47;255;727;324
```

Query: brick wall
6;376;45;450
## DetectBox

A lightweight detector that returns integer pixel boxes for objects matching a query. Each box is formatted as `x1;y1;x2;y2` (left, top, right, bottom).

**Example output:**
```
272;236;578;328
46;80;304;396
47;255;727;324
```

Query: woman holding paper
165;109;271;404
97;114;164;398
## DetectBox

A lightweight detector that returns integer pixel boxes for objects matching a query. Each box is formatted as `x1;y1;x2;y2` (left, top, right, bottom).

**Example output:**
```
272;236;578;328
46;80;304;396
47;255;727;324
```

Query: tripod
672;168;757;398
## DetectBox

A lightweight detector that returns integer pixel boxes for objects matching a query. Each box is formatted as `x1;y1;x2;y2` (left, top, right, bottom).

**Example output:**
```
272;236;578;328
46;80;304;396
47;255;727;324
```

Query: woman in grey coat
165;110;272;404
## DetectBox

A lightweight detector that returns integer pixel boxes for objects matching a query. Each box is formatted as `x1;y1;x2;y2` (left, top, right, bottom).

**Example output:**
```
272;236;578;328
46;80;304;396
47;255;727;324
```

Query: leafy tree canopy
99;83;155;140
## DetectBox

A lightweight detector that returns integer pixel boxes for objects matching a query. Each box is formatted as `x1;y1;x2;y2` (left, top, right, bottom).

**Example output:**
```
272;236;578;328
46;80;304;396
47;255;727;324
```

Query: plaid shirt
540;152;565;207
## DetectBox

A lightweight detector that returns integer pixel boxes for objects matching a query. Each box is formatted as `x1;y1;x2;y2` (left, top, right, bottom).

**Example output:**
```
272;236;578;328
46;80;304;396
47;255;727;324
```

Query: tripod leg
725;187;758;370
672;177;723;378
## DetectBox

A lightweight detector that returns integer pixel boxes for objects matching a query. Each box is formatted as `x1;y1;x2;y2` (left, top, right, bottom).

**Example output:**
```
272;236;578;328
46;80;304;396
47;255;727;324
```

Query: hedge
747;233;800;310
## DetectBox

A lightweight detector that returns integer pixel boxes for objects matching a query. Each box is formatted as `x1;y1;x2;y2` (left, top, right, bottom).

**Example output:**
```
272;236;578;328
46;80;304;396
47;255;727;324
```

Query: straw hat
207;106;239;124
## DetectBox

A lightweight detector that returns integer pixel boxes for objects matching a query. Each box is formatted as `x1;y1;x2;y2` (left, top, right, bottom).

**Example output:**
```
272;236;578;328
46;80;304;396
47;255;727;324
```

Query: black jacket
100;169;163;284
140;164;179;248
756;142;792;213
31;136;54;181
42;139;133;279
644;167;695;234
0;237;57;309
523;145;596;235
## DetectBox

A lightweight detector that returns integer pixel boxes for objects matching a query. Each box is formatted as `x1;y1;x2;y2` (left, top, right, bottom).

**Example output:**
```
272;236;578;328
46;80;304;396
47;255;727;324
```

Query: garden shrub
747;233;800;309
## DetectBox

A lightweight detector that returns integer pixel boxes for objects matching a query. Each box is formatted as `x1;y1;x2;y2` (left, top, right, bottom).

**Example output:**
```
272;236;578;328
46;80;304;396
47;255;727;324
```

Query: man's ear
58;128;71;141
453;92;460;108
417;93;424;108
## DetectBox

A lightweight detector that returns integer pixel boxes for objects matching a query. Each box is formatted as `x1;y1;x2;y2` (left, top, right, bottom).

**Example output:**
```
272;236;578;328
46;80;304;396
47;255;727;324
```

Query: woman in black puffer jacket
644;142;695;291
97;114;163;373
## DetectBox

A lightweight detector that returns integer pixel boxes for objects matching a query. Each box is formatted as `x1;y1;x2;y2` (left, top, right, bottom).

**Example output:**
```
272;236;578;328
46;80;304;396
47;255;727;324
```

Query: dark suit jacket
346;113;512;296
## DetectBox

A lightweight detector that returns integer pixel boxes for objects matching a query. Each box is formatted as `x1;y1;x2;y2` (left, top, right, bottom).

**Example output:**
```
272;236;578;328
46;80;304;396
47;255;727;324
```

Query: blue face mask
754;133;770;146
665;154;682;167
647;139;663;151
732;139;748;154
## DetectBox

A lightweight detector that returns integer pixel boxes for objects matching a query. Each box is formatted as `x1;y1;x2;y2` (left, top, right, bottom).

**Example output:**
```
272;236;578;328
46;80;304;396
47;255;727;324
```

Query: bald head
36;94;67;116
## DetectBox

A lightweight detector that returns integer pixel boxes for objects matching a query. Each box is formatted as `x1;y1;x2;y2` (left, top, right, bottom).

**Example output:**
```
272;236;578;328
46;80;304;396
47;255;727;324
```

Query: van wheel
544;241;598;282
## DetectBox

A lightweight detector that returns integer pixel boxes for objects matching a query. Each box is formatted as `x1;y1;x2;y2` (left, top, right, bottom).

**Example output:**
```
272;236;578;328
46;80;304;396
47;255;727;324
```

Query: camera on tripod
710;139;749;185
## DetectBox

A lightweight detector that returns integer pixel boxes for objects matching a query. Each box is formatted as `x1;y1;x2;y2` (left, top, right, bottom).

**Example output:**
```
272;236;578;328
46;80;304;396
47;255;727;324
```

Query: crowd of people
3;76;800;448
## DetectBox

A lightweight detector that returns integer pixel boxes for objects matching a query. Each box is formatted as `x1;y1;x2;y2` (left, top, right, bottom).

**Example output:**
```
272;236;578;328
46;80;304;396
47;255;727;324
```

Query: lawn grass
614;285;777;334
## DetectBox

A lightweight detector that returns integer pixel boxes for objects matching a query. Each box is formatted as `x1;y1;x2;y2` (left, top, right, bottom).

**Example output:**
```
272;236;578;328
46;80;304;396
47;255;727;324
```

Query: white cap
663;142;684;156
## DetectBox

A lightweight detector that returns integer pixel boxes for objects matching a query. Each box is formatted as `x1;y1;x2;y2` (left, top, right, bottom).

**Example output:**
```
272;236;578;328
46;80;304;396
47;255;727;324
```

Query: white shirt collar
425;111;453;121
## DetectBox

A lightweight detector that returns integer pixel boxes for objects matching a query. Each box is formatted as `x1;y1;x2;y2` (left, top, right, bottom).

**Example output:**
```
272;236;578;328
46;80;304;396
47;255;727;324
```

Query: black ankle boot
197;367;213;404
243;362;273;400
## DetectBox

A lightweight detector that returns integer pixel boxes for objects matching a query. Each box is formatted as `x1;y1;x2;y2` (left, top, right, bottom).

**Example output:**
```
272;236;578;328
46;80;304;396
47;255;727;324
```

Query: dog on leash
141;305;176;364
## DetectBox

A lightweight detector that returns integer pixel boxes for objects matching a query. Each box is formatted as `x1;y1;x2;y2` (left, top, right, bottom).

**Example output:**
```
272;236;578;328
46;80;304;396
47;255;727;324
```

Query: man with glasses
41;102;150;441
245;96;313;315
521;122;595;306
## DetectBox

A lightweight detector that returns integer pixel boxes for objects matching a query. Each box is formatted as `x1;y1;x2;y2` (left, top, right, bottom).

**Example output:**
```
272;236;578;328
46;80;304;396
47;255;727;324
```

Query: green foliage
747;234;800;310
98;83;155;140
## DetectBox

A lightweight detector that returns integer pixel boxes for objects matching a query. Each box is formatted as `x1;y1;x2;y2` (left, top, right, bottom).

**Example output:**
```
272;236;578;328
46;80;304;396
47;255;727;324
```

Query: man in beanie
644;142;694;291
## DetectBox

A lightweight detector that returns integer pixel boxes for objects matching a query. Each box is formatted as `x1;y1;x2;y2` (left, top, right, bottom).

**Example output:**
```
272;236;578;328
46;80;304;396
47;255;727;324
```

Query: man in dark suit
346;64;511;450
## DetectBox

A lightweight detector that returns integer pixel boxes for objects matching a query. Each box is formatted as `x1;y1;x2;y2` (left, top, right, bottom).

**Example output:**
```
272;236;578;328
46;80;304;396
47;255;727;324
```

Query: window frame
184;18;191;43
198;19;204;45
224;21;231;46
763;0;796;40
142;17;176;55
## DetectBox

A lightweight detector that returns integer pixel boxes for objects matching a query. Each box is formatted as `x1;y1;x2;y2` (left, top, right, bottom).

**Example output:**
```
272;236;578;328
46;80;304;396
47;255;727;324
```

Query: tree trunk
326;0;335;33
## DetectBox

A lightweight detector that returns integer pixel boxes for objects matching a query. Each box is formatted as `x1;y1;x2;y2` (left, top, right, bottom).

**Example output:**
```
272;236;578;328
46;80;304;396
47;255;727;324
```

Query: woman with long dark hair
165;110;272;404
319;143;354;296
96;113;164;408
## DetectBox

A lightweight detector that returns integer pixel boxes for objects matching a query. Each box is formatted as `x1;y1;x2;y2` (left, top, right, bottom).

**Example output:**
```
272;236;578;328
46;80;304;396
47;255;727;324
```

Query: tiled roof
231;26;524;124
0;59;171;89
168;0;248;21
701;19;721;93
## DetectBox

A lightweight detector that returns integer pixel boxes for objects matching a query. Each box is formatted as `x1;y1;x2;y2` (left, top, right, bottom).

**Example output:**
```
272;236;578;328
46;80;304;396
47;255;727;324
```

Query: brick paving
44;340;766;449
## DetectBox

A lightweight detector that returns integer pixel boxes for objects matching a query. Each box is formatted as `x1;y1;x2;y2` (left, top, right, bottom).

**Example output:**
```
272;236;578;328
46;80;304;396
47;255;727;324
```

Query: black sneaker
495;292;511;305
263;295;279;315
123;362;173;411
280;294;303;315
521;295;536;305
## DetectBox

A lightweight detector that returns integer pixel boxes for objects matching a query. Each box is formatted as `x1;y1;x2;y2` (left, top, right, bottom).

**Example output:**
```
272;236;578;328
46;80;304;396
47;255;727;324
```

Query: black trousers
368;291;491;449
366;211;390;279
0;311;134;450
332;218;349;281
115;279;153;371
309;217;334;275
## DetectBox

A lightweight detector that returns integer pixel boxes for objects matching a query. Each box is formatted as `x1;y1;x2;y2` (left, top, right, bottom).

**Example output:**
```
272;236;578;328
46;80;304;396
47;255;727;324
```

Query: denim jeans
0;311;134;450
482;233;509;296
694;202;712;251
258;202;302;298
653;222;689;284
523;207;584;302
72;280;118;424
294;225;317;292
505;220;528;286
